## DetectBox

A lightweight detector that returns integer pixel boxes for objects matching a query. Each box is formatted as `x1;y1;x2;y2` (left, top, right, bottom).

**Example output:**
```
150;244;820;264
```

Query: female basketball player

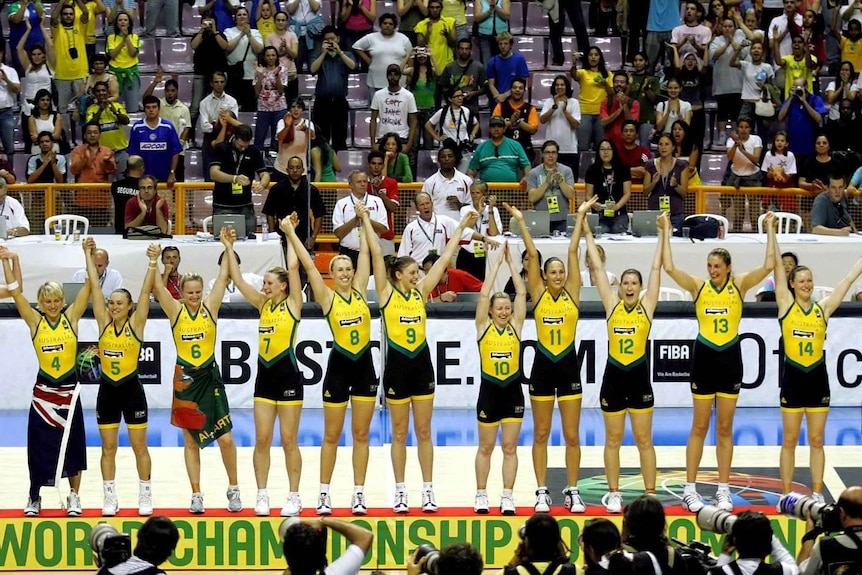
663;213;775;513
223;220;302;517
585;210;668;514
1;245;90;517
84;239;160;517
505;198;599;514
473;242;526;515
284;207;377;517
152;228;239;515
772;215;862;500
361;206;479;513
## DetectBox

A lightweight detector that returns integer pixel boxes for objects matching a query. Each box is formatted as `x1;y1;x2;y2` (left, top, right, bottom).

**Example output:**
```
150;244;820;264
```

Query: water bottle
261;220;268;240
53;221;61;241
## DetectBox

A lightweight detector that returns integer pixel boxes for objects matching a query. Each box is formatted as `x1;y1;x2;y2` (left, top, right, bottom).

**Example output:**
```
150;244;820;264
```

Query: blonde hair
179;273;204;291
267;266;290;287
329;255;354;274
37;282;65;309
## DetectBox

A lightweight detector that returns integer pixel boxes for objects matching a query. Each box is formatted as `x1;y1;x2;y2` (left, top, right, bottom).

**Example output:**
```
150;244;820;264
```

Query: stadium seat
45;215;89;237
181;2;202;36
514;36;545;71
376;0;395;14
592;37;622;71
298;74;317;98
335;150;367;181
352;110;373;148
465;1;475;26
417;149;438;179
757;212;802;234
13;153;29;181
174;74;194;105
508;1;525;35
531;120;547;148
140;75;166;100
531;71;559;100
138;37;160;73
700;153;729;186
525;2;550;36
237;112;257;131
549;37;580;70
185;150;204;181
346;74;370;109
160;38;194;73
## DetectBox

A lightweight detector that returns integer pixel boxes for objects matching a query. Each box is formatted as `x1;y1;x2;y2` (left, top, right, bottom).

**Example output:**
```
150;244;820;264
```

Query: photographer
282;517;373;575
711;511;799;575
407;543;484;575
503;513;576;575
97;516;180;575
622;495;690;575
798;486;862;575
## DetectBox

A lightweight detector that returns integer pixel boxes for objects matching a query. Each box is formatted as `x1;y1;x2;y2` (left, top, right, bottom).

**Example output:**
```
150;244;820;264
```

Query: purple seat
531;120;547;148
377;0;395;16
549;37;578;70
531;71;558;100
347;74;370;109
174;74;194;105
185;150;204;181
352;110;373;148
320;0;335;25
593;36;622;71
161;37;194;73
335;150;367;181
508;2;525;35
182;2;202;36
139;74;166;99
465;1;475;26
299;74;317;98
701;153;730;186
13;150;29;177
525;2;550;36
137;37;160;73
514;36;545;71
416;149;438;180
238;112;256;131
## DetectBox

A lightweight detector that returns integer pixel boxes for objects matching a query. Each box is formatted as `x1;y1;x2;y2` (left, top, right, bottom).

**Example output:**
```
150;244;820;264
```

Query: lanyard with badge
603;167;616;217
656;159;673;213
418;216;439;255
544;168;560;214
232;149;245;195
473;207;486;258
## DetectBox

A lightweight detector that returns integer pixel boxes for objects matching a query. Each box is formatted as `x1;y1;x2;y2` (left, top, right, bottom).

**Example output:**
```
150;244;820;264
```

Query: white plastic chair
44;215;89;237
201;216;212;233
685;214;729;234
758;212;802;234
641;287;688;301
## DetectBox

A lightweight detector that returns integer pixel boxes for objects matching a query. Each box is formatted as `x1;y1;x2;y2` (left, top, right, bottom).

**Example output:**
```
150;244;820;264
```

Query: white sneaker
500;494;516;515
189;492;205;514
715;487;733;512
281;493;302;517
812;492;825;504
316;493;332;515
602;491;622;513
564;488;587;513
138;489;153;517
422;489;438;513
393;491;409;514
474;492;489;514
24;497;41;517
682;491;704;512
534;489;551;513
67;492;82;517
226;487;242;512
103;491;119;517
254;492;270;516
351;493;368;515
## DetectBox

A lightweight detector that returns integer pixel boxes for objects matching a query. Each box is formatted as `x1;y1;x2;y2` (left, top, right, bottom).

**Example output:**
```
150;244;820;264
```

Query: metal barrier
7;182;857;237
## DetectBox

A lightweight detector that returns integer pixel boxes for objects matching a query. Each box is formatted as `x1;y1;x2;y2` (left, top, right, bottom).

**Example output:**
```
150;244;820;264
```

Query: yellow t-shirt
381;287;427;357
782;54;817;95
478;322;521;386
840;37;862;71
33;313;78;383
440;0;467;26
85;0;98;43
577;69;613;115
258;297;298;367
780;301;827;370
99;320;142;386
52;18;89;80
106;33;141;69
607;300;651;368
327;289;372;359
257;17;276;38
85;102;130;152
533;288;578;359
694;278;743;350
172;304;216;368
415;16;457;70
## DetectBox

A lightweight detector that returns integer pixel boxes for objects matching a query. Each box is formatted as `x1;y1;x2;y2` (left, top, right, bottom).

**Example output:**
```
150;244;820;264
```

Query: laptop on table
212;214;248;239
631;211;663;237
522;211;550;237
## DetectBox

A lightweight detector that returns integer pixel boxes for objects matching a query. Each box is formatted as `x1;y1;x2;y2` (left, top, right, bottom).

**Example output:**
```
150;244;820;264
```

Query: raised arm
0;250;23;300
639;213;667;319
284;216;305;315
504;202;544;302
419;211;479;297
205;229;234;318
284;212;333;309
0;248;39;331
507;243;527;333
360;204;393;302
221;227;265;309
83;238;110;329
130;244;160;333
152;255;182;318
737;222;776;296
475;242;506;332
768;212;793;314
661;221;703;299
354;212;371;299
820;257;862;319
565;198;597;298
583;217;618;316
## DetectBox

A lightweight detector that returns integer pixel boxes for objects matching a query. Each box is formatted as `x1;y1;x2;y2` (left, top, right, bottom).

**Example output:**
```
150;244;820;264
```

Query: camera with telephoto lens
777;492;842;532
697;505;738;534
89;524;132;568
414;543;440;575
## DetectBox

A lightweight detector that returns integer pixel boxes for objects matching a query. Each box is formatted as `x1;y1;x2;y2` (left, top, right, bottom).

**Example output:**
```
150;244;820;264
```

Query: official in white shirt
332;169;389;267
398;191;483;266
0;179;30;237
421;144;472;221
71;249;124;298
